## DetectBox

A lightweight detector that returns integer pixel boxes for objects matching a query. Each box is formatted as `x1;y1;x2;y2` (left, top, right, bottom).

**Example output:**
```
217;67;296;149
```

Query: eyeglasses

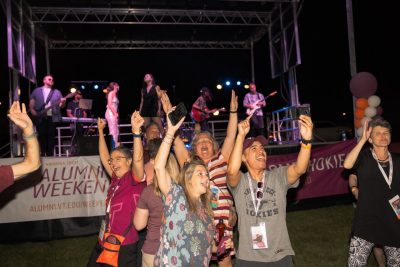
256;181;264;199
108;157;128;165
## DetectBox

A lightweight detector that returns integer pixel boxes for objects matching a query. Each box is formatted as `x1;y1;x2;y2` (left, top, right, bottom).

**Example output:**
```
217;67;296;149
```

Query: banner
267;139;357;200
0;156;109;223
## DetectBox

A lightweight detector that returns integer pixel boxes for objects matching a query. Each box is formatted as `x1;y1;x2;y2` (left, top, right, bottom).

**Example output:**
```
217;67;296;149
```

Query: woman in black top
139;74;164;134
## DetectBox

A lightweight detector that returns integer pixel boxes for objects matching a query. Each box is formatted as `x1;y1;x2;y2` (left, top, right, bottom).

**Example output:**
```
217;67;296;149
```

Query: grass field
0;204;378;267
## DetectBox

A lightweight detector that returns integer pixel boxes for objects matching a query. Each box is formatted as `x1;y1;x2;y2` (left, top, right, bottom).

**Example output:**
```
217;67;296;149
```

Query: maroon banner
267;139;357;200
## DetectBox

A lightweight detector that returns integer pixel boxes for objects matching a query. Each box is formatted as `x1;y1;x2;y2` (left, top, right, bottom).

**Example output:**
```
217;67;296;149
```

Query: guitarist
243;82;266;137
29;75;66;156
192;87;216;132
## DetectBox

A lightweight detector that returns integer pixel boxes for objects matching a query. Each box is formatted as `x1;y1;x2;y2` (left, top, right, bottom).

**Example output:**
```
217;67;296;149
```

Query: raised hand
166;106;185;134
131;111;144;133
7;101;33;132
238;115;251;136
230;90;238;112
97;118;106;131
298;115;313;141
160;91;172;114
361;119;372;142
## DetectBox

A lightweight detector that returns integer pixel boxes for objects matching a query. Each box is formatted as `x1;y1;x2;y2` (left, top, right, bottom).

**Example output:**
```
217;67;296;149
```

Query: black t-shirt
67;101;85;118
353;149;400;246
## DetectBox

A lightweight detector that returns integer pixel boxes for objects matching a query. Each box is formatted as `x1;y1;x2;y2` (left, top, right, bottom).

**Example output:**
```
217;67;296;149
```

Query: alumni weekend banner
0;156;109;223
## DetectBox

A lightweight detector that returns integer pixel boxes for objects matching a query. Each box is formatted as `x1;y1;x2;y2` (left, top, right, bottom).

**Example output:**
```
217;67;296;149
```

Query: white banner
0;156;109;223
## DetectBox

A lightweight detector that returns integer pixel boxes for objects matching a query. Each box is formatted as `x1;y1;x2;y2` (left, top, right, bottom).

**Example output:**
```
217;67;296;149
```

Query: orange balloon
355;118;361;128
355;109;365;119
355;98;369;110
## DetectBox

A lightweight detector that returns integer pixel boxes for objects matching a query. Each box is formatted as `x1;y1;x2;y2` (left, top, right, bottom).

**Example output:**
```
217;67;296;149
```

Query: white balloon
368;95;381;107
364;106;377;118
356;127;364;137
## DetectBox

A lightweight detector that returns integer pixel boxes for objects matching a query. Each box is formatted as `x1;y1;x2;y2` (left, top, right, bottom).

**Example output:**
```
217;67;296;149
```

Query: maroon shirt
104;171;145;246
137;184;163;254
0;165;14;193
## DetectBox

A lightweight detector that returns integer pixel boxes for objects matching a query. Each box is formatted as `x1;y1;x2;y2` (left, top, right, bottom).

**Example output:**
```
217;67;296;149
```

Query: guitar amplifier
77;136;112;156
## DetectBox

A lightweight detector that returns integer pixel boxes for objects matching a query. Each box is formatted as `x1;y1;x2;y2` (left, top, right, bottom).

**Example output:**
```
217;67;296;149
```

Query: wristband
230;110;237;113
22;132;37;141
301;143;312;150
300;138;312;145
132;133;142;138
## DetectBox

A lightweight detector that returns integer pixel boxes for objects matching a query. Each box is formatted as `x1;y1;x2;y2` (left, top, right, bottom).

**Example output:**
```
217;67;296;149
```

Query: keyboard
61;117;97;123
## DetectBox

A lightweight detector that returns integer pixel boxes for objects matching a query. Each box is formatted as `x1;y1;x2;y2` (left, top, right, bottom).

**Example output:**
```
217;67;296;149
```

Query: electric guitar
246;91;278;115
30;92;76;124
191;107;226;122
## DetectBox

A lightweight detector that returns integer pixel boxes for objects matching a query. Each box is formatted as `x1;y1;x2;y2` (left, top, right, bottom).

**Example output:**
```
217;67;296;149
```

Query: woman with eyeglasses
87;113;146;267
227;115;313;266
153;107;233;266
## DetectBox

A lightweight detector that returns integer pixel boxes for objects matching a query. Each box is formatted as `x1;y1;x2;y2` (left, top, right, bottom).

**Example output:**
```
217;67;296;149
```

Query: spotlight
225;81;231;86
18;88;21;96
236;81;241;86
102;89;108;94
80;85;85;90
216;84;223;90
70;87;77;93
213;110;220;116
244;84;250;89
94;84;99;90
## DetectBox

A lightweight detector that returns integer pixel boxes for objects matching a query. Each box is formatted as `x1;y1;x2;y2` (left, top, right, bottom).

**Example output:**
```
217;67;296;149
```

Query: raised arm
221;90;238;161
227;117;251;188
287;115;313;185
343;120;371;169
8;101;41;179
154;107;185;196
131;111;144;182
97;118;112;177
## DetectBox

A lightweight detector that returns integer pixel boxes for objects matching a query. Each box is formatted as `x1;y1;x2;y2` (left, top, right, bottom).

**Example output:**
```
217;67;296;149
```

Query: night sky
1;0;399;143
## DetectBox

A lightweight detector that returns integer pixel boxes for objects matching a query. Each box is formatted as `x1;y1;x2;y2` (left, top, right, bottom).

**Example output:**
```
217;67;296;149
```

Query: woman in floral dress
153;107;233;266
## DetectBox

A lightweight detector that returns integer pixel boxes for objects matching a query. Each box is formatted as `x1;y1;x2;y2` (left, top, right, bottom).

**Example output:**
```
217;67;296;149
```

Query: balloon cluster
350;72;383;137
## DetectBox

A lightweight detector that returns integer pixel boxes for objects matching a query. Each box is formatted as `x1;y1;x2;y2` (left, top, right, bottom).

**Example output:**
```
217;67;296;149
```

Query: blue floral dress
154;183;214;266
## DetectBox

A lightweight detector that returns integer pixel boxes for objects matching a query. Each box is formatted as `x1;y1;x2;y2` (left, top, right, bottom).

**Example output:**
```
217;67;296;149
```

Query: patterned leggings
348;236;400;267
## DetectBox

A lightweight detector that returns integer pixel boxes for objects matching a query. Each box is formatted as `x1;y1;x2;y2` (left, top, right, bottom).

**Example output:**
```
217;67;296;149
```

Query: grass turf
0;204;378;266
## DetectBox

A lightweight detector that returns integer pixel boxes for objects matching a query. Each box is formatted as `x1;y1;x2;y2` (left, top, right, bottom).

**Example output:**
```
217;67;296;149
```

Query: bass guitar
31;92;76;124
191;107;226;122
246;91;277;115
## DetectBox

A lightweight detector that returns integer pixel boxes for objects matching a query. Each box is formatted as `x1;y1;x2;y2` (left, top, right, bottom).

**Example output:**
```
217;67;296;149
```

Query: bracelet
301;143;312;150
22;132;37;141
230;110;237;113
301;138;312;145
132;133;142;138
162;137;173;145
165;133;175;140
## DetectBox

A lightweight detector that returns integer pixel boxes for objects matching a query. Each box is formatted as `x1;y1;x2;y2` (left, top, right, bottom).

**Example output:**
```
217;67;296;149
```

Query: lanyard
371;149;393;189
247;172;265;215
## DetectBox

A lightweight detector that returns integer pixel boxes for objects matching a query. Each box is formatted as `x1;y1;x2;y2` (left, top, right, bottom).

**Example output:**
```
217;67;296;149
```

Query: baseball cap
243;135;268;153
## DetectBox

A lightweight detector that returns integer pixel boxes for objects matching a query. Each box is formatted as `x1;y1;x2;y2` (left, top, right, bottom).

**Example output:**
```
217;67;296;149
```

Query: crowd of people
1;73;399;267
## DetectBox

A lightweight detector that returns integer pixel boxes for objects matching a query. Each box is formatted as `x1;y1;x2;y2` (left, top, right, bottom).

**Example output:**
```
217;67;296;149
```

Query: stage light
80;85;85;90
236;81;241;86
213;110;220;116
342;112;347;116
94;84;99;90
216;84;223;90
18;88;21;96
70;87;77;93
102;89;108;94
225;81;231;86
244;84;250;89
